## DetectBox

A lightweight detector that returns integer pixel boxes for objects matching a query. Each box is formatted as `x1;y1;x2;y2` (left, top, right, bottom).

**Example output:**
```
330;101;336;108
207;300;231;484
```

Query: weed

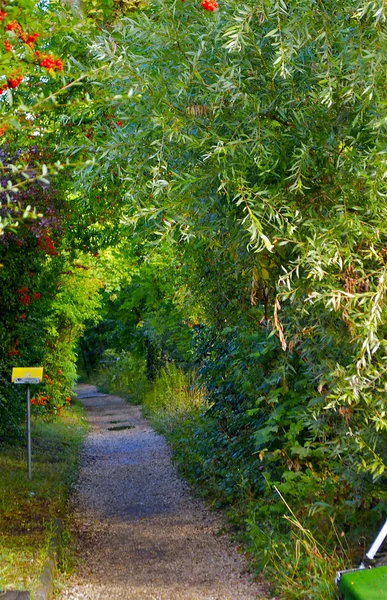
142;363;207;434
244;487;348;599
95;352;148;402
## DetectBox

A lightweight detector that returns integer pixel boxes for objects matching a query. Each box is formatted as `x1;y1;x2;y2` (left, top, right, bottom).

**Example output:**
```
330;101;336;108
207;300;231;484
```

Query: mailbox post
12;367;43;480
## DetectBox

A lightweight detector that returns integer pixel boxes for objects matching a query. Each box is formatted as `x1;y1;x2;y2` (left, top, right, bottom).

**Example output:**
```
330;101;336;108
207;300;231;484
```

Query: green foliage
70;0;387;481
143;362;207;433
95;351;148;401
2;0;387;597
71;1;387;586
81;0;147;21
0;229;103;439
80;238;196;381
0;0;116;437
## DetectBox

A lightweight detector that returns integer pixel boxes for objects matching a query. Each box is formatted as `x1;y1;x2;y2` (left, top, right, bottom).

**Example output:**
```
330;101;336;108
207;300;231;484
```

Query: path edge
33;519;62;600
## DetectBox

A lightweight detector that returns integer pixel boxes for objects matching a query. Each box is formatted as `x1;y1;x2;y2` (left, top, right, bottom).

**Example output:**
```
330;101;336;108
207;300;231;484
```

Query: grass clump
95;351;148;403
0;398;87;593
142;363;207;434
244;489;349;600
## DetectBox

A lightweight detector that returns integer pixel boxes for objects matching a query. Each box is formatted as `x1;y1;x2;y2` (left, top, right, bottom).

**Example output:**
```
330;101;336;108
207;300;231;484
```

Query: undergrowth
95;351;148;402
0;397;87;593
98;357;387;599
162;406;348;599
142;362;207;433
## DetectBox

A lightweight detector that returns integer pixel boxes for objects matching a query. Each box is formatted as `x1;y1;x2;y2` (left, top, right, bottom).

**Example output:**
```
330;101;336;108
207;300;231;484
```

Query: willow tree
65;0;387;482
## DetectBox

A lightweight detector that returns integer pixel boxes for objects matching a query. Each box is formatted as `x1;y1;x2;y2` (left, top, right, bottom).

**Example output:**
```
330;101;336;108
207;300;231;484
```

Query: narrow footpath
59;385;272;600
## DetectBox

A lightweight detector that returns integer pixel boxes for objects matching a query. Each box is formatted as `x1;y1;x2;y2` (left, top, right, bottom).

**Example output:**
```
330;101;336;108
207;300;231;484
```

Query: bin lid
339;565;387;600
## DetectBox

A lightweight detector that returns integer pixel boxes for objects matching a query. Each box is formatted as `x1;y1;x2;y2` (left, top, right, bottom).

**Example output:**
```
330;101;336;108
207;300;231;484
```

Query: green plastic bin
339;566;387;600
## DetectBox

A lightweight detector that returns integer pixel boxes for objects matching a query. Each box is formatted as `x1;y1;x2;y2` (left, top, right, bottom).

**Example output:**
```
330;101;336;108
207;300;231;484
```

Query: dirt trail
59;384;271;600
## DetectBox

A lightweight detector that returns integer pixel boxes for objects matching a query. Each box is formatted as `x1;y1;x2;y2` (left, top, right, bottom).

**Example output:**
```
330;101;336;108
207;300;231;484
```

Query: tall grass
142;362;207;434
95;351;148;402
244;487;347;599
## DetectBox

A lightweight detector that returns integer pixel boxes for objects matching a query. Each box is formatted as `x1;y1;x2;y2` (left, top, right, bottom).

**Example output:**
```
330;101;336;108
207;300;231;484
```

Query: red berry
201;0;218;9
5;20;22;35
7;75;23;89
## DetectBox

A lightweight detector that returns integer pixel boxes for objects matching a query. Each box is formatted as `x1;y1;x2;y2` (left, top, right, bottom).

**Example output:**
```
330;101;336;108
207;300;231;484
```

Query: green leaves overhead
59;0;387;480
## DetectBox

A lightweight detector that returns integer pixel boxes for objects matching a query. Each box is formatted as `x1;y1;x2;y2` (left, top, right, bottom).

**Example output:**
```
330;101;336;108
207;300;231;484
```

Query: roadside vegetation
0;399;87;593
97;358;355;599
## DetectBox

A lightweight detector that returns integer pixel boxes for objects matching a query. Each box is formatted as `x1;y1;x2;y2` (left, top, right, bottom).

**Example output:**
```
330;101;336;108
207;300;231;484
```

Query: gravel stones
59;385;270;600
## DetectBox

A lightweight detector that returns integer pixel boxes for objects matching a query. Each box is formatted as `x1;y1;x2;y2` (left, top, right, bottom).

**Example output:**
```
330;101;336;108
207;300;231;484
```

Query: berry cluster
31;394;47;406
38;231;59;256
3;18;39;47
103;105;124;128
5;19;22;35
0;15;63;95
17;286;30;306
201;0;218;10
21;31;40;47
39;54;64;71
8;339;20;357
7;74;23;88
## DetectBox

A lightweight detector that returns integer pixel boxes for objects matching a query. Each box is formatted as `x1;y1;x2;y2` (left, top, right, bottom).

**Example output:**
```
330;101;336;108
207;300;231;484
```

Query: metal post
26;384;32;480
366;519;387;561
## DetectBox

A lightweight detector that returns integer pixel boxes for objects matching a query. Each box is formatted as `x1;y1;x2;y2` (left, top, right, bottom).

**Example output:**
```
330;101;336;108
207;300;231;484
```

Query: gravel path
59;384;272;600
